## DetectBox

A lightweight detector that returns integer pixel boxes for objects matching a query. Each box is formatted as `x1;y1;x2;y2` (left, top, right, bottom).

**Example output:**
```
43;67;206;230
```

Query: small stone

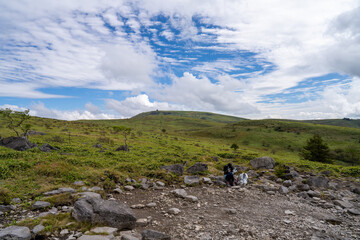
184;176;200;185
347;208;360;215
168;208;181;215
223;208;236;214
11;198;21;204
73;181;85;186
113;188;123;194
91;227;118;235
131;204;146;209
146;202;157;208
283;180;292;187
78;235;114;240
78;192;101;199
124;186;135;191
203;177;212;184
267;191;275;195
44;187;76;196
307;190;321;198
141;230;170;240
185;195;198;202
136;218;148;227
121;234;140;240
285;210;295;215
156;181;165;187
283;219;292;224
60;229;69;235
32;224;45;235
171;189;188;198
334;200;353;209
89;186;102;192
278;186;289;195
32;201;51;210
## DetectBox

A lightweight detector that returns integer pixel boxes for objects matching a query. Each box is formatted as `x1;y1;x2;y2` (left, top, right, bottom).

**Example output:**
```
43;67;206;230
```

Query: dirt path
115;185;360;240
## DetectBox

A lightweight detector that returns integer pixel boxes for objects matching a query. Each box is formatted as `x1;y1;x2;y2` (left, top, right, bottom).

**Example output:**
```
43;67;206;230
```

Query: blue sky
1;0;360;120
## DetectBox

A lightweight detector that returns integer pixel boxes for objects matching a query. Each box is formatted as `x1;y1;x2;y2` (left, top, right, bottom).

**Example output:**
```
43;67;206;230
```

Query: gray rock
278;186;289;194
136;218;148;227
160;164;184;175
89;186;103;192
168;208;181;215
93;144;102;148
113;188;123;194
0;136;37;151
211;156;219;162
297;192;310;199
72;197;136;230
352;187;360;194
184;176;200;185
185;195;198;202
74;181;85;186
329;182;338;190
171;189;187;198
31;201;51;210
308;176;329;189
28;130;46;136
186;163;208;174
307;190;321;198
91;227;118;235
124;186;135;191
156;181;165;187
44;187;76;196
283;180;292;187
0;205;15;213
32;224;44;235
283;171;299;180
116;145;129;151
334;200;353;209
0;226;31;240
347;208;360;215
60;229;69;235
146;202;157;208
39;143;59;152
121;234;140;240
223;208;236;214
78;235;114;240
202;177;212;184
297;184;310;191
78;192;102;199
250;156;275;169
11;198;21;204
288;185;297;192
141;229;171;240
246;170;259;178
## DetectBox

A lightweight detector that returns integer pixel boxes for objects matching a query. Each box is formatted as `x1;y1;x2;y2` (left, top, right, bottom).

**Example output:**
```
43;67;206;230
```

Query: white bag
238;173;248;185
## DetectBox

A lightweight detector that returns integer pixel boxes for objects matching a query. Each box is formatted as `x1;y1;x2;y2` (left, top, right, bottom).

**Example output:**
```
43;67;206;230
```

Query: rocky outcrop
0;226;31;240
161;164;184;175
44;187;76;196
250;156;275;169
308;176;329;189
39;143;59;152
0;137;37;151
72;197;136;230
186;163;208;174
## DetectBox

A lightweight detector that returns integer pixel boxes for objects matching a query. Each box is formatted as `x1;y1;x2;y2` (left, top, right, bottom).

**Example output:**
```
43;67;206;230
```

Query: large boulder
250;156;275;169
0;137;37;151
160;164;184;175
72;197;136;230
186;163;208;174
0;226;31;240
308;176;329;189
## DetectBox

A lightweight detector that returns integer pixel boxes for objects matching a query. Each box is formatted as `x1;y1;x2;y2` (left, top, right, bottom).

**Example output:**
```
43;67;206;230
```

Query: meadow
1;111;359;203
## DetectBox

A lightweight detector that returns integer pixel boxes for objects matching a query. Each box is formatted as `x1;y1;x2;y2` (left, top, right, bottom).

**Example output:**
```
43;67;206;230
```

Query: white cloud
105;94;185;118
31;102;116;120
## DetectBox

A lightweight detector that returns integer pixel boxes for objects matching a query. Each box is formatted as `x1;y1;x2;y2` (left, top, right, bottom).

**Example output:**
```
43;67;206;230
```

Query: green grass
0;111;359;203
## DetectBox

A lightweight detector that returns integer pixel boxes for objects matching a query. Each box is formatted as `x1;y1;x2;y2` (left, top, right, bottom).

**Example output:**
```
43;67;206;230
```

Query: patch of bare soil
115;185;360;240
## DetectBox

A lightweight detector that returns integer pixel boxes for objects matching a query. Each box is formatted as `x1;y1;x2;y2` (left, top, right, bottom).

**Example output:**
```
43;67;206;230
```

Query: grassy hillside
303;118;360;128
0;112;359;203
132;110;246;123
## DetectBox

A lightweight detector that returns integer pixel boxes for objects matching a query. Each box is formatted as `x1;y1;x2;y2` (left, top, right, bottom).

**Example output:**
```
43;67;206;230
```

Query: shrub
301;134;331;163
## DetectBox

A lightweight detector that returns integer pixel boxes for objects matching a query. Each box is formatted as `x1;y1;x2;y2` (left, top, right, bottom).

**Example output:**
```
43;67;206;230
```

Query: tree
113;126;132;146
230;143;239;152
301;134;331;163
0;108;31;139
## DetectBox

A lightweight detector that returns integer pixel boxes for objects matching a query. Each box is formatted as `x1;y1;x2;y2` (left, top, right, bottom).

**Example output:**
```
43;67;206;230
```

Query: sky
0;0;360;120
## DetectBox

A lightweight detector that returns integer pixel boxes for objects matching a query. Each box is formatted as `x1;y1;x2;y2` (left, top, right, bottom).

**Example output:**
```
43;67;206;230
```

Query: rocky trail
1;160;360;240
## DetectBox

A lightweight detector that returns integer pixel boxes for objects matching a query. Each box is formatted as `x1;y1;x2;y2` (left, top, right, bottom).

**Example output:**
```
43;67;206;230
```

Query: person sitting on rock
223;163;235;186
238;172;248;186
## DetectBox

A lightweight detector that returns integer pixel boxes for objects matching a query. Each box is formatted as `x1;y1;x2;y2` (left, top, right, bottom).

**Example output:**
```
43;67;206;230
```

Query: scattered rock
334;200;353;209
211;156;219;162
297;184;310;191
160;164;184;175
168;208;181;215
325;216;342;225
39;143;59;152
60;229;69;235
113;188;123;194
131;204;146;209
136;218;148;227
0;226;31;240
28;130;46;136
284;210;295;215
352;187;360;195
223;208;236;214
308;176;329;189
0;136;37;151
186;163;208;174
124;186;135;191
202;177;212;184
72;197;137;230
78;192;102;199
78;235;114;240
11;198;21;204
156;181;165;187
0;205;15;213
141;229;171;240
283;171;299;180
146;202;157;208
250;156;275;169
31;201;51;210
44;187;76;196
247;170;259;178
347;208;360;215
171;189;188;198
184;176;200;185
283;180;292;187
32;224;44;235
307;190;321;198
92;144;102;148
89;186;103;192
116;145;129;151
74;181;85;186
278;186;289;195
185;195;198;202
121;234;140;240
90;227;118;235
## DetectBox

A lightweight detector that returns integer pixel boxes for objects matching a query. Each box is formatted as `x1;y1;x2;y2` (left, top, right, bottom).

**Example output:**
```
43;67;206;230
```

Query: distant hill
302;119;360;129
132;111;246;123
